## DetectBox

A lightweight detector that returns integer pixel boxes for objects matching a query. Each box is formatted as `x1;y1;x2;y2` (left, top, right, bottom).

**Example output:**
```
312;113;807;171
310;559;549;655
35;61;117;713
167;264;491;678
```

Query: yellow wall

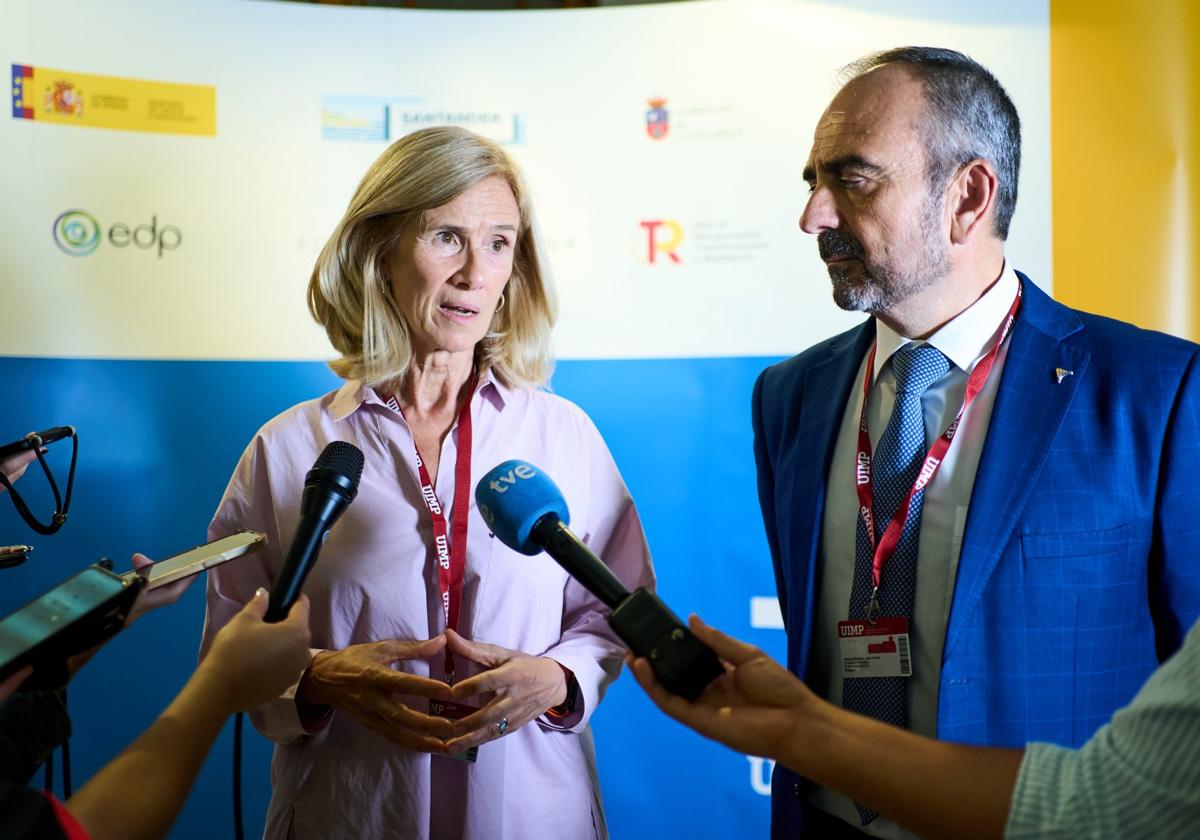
1051;0;1199;337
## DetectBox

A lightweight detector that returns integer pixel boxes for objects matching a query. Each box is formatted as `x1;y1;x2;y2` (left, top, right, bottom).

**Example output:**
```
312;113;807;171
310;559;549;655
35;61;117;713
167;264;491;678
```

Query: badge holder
839;588;912;679
431;675;479;764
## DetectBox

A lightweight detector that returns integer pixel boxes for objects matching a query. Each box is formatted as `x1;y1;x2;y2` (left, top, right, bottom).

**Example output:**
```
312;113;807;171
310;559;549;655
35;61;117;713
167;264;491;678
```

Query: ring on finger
496;716;509;736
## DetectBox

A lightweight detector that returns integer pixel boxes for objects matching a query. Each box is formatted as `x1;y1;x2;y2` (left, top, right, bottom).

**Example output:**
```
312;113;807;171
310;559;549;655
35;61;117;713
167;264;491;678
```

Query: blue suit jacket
752;276;1200;837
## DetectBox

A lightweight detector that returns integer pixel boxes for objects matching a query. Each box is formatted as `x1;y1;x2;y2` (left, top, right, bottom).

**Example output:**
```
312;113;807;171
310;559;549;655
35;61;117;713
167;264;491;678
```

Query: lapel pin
1054;367;1073;384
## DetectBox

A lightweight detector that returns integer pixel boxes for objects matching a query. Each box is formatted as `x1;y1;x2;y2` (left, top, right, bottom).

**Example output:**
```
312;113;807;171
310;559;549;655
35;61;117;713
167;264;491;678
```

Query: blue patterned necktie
844;341;949;825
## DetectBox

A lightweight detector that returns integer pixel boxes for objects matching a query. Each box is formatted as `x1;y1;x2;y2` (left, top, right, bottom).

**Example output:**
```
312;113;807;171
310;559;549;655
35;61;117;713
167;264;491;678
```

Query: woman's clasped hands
295;629;569;755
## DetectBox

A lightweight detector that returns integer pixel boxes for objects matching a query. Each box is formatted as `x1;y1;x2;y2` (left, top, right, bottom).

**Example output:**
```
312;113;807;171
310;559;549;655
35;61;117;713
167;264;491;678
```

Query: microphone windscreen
313;440;365;488
475;460;569;555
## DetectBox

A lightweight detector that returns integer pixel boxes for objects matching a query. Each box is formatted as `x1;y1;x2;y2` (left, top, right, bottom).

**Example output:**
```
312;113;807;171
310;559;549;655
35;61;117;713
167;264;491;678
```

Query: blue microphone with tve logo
476;460;723;701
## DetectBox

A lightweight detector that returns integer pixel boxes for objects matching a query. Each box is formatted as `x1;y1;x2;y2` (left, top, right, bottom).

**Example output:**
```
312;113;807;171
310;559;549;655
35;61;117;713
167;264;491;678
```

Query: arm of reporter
124;552;195;625
67;591;311;840
0;667;69;788
777;679;1020;839
201;449;326;744
631;617;1020;840
200;563;327;744
64;552;199;680
0;450;38;488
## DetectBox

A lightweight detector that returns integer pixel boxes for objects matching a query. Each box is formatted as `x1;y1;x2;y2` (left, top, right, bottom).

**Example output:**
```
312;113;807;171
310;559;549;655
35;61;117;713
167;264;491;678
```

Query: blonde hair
308;126;557;389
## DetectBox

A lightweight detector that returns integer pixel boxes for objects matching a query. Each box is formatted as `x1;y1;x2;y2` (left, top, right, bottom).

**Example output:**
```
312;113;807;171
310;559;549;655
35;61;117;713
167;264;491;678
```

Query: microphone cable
0;429;78;542
60;686;72;798
61;686;72;799
40;687;72;800
233;711;245;840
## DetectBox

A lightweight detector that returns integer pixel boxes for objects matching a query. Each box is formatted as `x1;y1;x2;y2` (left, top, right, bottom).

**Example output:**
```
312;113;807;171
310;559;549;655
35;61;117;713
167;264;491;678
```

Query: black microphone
476;460;723;700
0;425;75;461
265;441;364;623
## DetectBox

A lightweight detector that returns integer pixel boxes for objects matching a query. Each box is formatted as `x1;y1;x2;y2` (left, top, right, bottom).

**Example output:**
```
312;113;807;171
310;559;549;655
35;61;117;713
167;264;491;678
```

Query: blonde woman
200;127;654;840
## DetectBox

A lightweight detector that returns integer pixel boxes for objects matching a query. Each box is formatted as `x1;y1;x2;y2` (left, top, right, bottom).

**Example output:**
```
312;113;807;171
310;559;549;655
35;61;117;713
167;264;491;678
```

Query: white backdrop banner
0;0;1050;362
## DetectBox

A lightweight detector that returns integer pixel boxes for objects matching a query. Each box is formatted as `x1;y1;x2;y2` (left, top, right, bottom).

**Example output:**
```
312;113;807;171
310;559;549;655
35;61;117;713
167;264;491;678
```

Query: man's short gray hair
843;47;1022;240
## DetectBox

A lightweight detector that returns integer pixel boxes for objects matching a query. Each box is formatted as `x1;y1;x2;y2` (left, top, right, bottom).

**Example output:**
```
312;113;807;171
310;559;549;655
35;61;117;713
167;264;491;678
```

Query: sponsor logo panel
52;210;101;256
52;210;182;258
639;219;684;264
638;219;769;265
645;97;668;140
393;109;523;145
320;95;393;142
320;95;524;145
640;94;742;142
11;64;33;119
11;64;215;136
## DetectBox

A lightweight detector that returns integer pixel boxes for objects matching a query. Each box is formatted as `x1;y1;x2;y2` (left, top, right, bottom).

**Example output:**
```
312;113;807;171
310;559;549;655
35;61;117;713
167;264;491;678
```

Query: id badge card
430;699;478;764
838;617;912;678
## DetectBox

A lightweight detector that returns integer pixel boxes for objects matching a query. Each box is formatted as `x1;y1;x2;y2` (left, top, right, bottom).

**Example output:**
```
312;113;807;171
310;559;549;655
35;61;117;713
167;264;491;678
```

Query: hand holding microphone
476;460;724;700
203;589;314;713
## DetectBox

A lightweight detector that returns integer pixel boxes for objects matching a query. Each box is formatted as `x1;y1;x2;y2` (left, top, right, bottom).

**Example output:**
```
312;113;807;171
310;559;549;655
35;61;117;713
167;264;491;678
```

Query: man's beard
816;202;949;314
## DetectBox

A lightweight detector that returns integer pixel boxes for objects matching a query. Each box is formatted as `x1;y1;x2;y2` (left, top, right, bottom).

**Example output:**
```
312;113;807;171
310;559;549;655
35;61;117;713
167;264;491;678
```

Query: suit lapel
800;327;874;485
789;322;875;676
944;277;1090;657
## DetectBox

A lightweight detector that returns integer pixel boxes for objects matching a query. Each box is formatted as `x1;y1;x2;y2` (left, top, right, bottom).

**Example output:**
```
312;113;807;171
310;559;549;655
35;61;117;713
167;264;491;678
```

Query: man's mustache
817;230;865;261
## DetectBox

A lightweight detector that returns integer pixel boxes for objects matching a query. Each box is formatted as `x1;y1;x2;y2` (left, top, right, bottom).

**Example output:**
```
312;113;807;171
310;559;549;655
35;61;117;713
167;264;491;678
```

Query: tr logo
639;219;683;264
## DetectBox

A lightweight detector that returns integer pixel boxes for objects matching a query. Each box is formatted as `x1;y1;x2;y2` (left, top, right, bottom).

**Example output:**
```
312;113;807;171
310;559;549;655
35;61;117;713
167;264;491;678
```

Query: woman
200;126;654;839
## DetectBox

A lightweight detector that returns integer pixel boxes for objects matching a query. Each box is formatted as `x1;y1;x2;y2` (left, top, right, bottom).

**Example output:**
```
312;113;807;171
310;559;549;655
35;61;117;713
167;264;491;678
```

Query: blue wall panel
0;355;787;838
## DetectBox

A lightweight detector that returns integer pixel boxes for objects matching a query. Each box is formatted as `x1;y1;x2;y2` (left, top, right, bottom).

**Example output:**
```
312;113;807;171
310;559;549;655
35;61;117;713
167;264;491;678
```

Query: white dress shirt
808;265;1021;837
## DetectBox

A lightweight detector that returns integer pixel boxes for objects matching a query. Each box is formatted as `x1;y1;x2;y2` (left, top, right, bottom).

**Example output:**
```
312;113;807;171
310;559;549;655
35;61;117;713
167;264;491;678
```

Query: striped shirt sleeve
1006;620;1200;837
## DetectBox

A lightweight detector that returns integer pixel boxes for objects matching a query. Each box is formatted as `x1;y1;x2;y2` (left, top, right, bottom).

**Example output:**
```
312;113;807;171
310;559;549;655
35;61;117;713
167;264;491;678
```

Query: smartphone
122;531;266;590
0;426;75;461
0;564;144;684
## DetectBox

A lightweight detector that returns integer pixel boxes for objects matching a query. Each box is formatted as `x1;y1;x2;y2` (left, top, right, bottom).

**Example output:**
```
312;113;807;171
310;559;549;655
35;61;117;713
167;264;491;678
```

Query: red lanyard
854;284;1022;616
388;377;475;677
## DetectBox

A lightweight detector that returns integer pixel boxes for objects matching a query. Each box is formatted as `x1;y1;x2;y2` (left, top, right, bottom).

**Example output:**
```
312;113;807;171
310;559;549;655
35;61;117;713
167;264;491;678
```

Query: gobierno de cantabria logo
53;209;100;256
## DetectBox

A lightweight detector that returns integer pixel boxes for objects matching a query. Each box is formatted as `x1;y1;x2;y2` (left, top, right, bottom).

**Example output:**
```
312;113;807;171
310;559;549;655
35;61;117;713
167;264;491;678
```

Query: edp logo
53;209;182;258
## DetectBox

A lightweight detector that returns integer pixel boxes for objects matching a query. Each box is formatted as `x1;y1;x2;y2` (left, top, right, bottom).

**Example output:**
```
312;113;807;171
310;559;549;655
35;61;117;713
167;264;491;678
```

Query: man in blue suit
752;47;1200;837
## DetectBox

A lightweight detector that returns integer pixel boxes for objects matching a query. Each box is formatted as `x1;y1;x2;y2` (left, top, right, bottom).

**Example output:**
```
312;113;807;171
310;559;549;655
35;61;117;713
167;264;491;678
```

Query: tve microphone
265;441;364;623
476;460;723;700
